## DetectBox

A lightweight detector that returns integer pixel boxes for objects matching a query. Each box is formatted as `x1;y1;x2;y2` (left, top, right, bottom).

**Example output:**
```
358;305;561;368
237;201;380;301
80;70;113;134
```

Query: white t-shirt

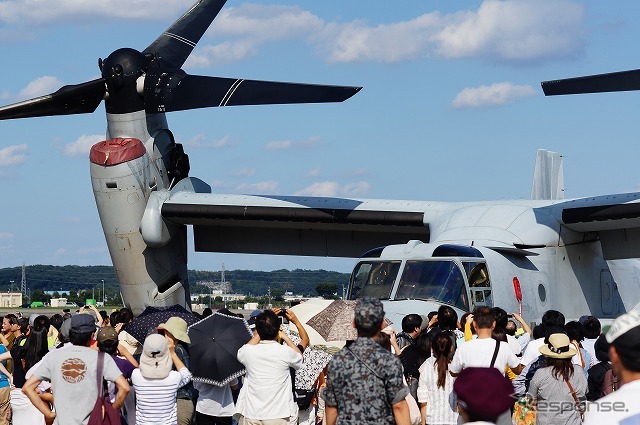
450;338;520;374
35;345;123;425
520;338;545;367
582;338;598;367
194;379;237;417
583;379;640;424
132;367;192;425
236;340;302;420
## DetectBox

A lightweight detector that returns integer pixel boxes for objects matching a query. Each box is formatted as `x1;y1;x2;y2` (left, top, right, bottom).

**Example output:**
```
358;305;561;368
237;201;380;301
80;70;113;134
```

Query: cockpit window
463;261;492;308
349;261;401;300
395;260;469;310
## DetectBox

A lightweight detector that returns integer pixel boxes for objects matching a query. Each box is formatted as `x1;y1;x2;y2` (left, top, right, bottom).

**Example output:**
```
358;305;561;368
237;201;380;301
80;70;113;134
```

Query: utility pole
102;279;105;305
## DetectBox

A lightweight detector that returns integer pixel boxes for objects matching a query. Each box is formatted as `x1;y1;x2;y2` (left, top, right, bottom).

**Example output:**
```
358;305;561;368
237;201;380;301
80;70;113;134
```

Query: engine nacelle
90;137;190;315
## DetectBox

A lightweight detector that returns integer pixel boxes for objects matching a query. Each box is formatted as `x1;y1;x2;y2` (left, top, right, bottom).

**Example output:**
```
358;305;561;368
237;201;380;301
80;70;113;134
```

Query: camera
277;308;289;324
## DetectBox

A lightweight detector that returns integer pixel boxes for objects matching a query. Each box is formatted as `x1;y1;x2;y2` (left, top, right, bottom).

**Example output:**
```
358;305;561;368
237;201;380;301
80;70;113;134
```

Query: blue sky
1;0;639;274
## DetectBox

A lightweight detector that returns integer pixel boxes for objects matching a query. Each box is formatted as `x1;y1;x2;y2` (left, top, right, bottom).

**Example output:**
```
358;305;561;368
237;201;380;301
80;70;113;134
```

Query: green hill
0;265;350;301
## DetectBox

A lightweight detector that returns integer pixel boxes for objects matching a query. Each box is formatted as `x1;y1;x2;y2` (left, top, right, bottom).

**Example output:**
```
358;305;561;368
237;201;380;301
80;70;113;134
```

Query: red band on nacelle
90;138;146;166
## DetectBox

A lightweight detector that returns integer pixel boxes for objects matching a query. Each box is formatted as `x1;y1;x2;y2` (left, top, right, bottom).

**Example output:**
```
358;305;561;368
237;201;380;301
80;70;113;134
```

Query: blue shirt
0;345;10;388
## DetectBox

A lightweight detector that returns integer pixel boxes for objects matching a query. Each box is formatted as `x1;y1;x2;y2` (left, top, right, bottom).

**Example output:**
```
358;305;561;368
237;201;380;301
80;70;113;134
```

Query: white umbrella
288;298;346;349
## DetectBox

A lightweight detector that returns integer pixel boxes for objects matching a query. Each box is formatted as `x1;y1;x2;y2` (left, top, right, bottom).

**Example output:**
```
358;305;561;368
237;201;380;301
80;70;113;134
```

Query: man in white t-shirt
23;314;130;425
236;309;302;425
450;307;523;377
584;311;640;425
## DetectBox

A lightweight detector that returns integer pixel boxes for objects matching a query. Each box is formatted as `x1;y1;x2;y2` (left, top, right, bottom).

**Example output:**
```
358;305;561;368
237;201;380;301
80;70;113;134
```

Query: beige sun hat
539;333;578;359
157;316;191;344
139;333;172;379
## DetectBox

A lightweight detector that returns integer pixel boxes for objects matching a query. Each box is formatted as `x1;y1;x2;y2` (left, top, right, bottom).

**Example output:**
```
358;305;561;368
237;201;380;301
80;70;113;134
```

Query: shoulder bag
563;371;584;421
88;352;121;425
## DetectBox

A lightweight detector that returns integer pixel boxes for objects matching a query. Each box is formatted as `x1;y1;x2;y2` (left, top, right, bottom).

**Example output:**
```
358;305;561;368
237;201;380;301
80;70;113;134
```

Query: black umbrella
188;312;252;386
123;305;199;343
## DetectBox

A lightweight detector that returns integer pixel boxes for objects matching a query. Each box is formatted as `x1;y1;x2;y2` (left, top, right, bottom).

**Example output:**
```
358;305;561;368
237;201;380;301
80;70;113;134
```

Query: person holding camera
236;310;303;425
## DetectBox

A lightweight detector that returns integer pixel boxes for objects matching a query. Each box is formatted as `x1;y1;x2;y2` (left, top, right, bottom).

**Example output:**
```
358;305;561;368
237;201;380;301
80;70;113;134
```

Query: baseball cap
70;314;97;334
96;326;118;346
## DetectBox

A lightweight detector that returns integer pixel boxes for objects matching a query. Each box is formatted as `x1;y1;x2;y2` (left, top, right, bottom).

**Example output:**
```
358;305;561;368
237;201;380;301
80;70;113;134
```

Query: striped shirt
132;367;192;425
417;357;458;425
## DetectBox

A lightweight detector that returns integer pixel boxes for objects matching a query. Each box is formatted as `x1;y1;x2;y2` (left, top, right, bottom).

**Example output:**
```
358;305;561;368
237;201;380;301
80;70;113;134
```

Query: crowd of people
0;300;637;425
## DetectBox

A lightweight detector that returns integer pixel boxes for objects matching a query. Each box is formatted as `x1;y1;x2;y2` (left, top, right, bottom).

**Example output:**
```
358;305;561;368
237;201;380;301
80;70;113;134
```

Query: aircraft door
465;261;493;309
601;270;614;316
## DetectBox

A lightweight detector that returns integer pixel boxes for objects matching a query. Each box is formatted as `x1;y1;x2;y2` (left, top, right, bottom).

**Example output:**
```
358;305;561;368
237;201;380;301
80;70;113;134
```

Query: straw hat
157;317;191;344
539;333;577;359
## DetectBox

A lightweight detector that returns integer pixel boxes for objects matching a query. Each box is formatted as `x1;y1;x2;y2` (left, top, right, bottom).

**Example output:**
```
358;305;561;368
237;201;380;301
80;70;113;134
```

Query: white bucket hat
139;334;172;379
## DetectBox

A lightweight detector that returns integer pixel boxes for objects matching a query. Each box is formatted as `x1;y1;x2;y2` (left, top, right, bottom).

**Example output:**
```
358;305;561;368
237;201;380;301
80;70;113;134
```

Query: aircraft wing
559;196;640;260
161;192;432;257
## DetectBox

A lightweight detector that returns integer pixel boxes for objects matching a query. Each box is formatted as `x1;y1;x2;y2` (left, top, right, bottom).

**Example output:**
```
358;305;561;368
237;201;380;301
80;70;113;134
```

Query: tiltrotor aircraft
2;0;640;323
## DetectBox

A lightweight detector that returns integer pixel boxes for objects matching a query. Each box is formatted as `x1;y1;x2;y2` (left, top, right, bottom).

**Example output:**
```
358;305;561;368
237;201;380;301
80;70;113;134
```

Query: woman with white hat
131;333;193;425
157;317;197;425
528;333;587;425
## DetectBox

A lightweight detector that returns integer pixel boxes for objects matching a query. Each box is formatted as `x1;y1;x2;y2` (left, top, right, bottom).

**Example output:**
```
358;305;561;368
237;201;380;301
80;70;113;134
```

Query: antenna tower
21;263;27;295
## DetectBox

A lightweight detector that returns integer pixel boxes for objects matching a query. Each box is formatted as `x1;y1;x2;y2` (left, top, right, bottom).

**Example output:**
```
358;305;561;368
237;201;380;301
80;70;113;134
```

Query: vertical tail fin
531;149;564;200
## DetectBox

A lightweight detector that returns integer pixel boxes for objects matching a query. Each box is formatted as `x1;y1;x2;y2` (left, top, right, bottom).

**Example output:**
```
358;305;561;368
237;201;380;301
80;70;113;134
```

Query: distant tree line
0;265;351;303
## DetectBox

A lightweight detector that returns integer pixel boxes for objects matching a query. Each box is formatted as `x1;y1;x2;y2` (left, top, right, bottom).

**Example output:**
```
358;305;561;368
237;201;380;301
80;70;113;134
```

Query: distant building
191;293;245;302
50;298;68;308
45;290;71;296
0;292;22;308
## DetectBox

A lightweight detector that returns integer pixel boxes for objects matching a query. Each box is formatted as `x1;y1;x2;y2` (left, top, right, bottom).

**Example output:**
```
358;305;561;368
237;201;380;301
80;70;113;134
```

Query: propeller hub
102;48;148;114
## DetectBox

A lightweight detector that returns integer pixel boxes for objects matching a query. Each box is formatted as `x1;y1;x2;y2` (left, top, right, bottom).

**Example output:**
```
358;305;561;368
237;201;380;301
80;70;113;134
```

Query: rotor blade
144;73;362;113
143;0;227;70
542;69;640;96
0;78;105;120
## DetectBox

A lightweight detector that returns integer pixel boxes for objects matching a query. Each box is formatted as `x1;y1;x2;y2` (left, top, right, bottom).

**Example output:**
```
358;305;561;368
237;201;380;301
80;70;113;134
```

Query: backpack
601;367;621;397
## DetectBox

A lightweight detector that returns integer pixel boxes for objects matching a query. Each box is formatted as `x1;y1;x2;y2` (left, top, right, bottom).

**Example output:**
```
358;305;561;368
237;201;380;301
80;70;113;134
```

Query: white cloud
316;0;586;64
341;181;371;197
434;0;585;62
187;4;323;68
231;167;256;177
16;76;63;101
0;0;192;24
265;137;320;151
63;134;103;157
0;144;27;166
295;182;339;197
295;181;371;197
1;1;586;67
265;140;292;151
210;179;233;191
236;180;279;194
186;40;258;68
452;82;536;108
185;134;235;148
0;232;14;240
53;248;66;257
306;167;322;178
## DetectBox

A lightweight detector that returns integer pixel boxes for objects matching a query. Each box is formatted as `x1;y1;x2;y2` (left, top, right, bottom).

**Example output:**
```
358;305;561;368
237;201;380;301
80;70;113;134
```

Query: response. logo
61;358;87;383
